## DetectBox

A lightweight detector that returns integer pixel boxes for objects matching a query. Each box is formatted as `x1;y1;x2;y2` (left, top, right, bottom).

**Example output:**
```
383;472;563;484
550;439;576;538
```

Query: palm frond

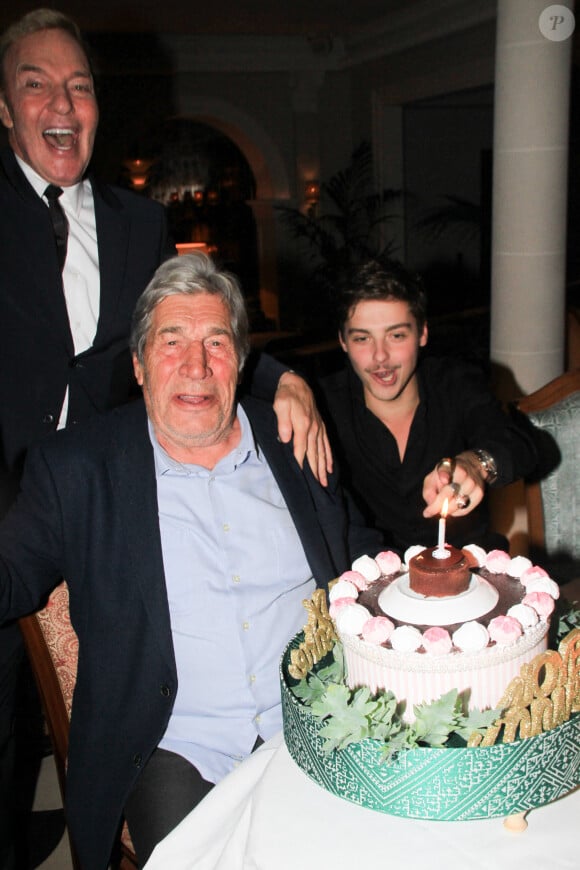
415;196;481;242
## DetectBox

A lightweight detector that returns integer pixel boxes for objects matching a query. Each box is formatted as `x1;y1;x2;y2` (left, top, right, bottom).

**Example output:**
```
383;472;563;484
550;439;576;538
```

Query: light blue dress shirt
153;406;315;783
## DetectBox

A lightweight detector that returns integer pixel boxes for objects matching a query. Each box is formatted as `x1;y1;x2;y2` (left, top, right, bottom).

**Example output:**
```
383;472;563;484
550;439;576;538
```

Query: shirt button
42;413;55;424
255;715;261;724
249;674;256;684
232;575;240;584
223;523;230;532
242;621;250;631
160;685;171;698
133;753;142;768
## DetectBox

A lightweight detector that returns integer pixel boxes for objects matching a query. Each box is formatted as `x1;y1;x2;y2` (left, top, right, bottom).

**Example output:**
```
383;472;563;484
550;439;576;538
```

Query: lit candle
434;498;450;559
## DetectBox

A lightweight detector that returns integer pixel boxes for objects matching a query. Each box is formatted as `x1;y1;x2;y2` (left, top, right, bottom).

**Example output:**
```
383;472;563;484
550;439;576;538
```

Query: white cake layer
342;620;548;721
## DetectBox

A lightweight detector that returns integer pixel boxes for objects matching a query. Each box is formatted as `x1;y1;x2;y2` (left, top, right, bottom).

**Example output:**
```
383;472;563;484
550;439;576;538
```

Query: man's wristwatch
472;449;498;485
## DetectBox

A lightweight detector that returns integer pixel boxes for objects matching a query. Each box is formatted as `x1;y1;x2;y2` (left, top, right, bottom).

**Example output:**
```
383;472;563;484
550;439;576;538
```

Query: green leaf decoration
558;601;580;637
412;690;461;748
455;706;501;742
292;673;327;705
290;642;504;756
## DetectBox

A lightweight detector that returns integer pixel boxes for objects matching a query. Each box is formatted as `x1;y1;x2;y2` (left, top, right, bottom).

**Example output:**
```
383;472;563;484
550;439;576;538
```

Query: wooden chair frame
19;588;137;870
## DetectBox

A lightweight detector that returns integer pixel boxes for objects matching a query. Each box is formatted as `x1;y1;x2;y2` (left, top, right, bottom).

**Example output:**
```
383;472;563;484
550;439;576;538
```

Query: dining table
144;728;580;870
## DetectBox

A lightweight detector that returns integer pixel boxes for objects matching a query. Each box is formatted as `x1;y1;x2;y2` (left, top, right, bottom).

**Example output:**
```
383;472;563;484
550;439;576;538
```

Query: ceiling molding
86;0;498;77
344;0;497;66
157;33;345;74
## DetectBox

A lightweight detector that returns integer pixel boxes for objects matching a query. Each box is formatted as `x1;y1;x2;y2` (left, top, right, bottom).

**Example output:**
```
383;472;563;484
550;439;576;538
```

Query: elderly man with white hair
0;252;379;870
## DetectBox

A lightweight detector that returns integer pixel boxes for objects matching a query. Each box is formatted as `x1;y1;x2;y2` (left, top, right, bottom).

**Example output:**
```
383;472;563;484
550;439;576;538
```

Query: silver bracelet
472;448;498;485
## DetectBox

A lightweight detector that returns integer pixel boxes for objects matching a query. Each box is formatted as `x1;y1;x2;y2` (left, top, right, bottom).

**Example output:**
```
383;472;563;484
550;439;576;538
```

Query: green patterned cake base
281;635;580;820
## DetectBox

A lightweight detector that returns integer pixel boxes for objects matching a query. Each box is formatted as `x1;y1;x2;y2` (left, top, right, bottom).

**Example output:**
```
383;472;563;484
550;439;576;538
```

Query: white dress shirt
151;406;315;784
16;156;100;427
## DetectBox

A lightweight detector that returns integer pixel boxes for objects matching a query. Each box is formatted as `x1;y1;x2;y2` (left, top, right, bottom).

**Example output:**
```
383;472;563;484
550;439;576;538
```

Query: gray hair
130;252;250;371
0;9;91;92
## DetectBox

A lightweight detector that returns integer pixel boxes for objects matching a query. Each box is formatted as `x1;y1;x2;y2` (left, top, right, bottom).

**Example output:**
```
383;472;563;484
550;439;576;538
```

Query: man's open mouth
43;128;77;149
371;369;397;386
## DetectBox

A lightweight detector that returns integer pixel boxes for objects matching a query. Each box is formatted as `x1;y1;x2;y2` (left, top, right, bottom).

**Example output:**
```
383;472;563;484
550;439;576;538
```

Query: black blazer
0;397;380;870
0;147;174;510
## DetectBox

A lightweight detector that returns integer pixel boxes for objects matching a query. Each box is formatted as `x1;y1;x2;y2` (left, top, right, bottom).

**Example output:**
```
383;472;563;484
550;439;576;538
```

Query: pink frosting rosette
361;616;394;645
421;626;452;656
507;555;532;579
337;570;369;591
523;590;556;619
488;615;523;646
351;555;381;583
334;602;372;635
329;579;358;602
485;550;512;574
507;603;539;629
329;598;358;619
375;551;402;576
524;576;560;600
520;565;550;587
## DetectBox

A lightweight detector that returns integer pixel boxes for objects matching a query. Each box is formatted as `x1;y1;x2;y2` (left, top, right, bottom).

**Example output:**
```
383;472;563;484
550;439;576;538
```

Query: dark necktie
44;184;69;272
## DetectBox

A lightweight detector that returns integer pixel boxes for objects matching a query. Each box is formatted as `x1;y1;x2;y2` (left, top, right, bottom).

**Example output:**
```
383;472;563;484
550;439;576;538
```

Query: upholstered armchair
19;581;137;870
516;370;580;583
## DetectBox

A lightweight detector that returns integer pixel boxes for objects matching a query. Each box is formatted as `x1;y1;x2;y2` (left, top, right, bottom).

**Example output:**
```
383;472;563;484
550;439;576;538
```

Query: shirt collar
149;404;260;477
15;153;85;216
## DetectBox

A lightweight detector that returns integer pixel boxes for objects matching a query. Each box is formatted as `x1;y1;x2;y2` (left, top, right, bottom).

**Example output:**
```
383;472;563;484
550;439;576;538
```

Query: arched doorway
134;119;267;328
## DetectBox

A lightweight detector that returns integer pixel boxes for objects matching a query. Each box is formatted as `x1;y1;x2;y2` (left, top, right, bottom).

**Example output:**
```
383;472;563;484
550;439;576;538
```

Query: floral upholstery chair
19;581;137;870
516;369;580;582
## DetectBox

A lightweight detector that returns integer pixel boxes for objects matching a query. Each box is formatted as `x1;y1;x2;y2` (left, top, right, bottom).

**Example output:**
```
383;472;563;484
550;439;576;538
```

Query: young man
318;259;539;552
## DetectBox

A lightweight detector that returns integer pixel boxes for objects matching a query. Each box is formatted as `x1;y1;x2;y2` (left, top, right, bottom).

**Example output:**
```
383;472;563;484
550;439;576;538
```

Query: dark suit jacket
0;147;174;511
0;397;380;870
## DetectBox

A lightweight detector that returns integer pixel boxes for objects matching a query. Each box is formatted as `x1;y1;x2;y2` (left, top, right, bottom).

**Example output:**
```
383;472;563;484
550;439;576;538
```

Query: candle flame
441;497;449;518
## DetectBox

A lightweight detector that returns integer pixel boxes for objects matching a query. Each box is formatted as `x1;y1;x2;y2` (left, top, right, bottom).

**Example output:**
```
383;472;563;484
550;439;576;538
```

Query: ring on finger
448;481;461;497
437;457;456;477
456;493;471;509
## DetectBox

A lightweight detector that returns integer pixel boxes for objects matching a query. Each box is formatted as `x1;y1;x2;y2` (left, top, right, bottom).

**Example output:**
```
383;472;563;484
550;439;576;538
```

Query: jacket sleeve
453;363;539;487
240;351;288;401
0;444;64;622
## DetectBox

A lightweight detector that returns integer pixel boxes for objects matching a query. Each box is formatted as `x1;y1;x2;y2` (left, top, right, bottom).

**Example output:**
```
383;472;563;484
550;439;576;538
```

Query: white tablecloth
144;731;580;870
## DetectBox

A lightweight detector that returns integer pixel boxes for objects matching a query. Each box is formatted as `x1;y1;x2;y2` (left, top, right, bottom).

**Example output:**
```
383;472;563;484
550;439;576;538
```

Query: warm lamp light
124;158;154;191
175;242;210;256
304;180;320;204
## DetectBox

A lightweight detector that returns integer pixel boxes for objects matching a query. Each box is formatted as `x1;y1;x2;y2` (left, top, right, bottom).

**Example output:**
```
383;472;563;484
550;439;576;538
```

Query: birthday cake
329;546;558;718
280;547;580;822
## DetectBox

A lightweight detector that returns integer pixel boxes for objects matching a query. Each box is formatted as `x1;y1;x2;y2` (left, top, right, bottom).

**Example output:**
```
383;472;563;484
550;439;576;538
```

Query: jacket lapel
109;401;176;672
1;148;74;353
91;178;130;345
241;396;336;589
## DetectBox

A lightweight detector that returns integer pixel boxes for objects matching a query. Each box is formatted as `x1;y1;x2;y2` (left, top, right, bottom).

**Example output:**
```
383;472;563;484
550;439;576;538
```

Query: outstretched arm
274;371;332;486
245;353;333;485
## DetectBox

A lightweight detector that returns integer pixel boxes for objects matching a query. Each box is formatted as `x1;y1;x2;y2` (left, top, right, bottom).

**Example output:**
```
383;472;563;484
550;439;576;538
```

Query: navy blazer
0;397;380;870
0;147;173;509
